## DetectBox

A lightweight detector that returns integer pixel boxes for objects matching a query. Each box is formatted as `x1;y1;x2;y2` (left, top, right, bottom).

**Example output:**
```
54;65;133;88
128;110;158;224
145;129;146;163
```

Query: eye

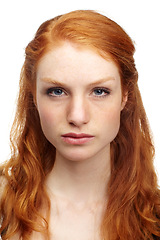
92;88;111;97
46;87;66;97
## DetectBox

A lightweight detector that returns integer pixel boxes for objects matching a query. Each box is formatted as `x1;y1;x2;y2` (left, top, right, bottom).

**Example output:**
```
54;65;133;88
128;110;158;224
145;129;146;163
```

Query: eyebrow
40;77;115;87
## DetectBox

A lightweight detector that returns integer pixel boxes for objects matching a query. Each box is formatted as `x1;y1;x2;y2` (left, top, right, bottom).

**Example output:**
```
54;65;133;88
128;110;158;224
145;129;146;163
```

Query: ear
121;91;128;111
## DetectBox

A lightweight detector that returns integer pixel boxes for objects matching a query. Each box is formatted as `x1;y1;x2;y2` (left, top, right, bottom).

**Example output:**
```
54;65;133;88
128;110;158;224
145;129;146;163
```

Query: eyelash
92;87;111;98
46;87;66;97
46;87;111;98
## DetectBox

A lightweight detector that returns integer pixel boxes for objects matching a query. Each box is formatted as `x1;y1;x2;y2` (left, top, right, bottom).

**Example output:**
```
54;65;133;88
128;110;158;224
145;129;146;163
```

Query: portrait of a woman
0;10;160;240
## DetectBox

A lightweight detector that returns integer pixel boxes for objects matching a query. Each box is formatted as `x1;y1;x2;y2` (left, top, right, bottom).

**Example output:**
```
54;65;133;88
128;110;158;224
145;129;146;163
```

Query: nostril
69;121;77;126
67;111;89;127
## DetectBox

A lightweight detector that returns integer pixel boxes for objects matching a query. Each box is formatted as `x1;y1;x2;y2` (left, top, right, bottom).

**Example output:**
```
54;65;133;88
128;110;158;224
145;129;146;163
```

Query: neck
46;146;110;204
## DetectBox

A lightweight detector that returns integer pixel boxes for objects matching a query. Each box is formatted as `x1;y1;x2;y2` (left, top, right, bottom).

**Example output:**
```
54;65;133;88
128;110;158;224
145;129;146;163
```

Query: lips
62;133;93;138
61;132;94;145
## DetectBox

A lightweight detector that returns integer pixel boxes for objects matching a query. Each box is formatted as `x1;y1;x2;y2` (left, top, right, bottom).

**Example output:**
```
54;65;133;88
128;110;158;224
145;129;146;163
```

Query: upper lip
62;133;94;138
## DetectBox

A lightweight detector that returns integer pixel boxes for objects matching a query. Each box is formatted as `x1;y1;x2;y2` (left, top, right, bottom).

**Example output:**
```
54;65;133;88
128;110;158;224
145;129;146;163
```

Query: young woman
0;10;160;240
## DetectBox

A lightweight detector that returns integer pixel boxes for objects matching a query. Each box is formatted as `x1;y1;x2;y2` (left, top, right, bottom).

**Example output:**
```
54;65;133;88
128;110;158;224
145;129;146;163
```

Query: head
19;10;140;174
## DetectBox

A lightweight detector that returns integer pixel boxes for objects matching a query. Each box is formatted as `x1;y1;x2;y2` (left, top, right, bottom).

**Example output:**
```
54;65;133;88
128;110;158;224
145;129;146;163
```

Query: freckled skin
36;42;126;163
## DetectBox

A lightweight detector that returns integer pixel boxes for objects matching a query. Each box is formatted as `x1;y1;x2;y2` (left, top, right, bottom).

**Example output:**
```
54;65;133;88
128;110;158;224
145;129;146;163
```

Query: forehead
37;41;120;85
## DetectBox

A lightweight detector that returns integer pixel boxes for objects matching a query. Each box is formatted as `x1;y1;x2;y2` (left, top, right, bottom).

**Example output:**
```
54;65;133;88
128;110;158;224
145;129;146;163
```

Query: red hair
0;10;160;240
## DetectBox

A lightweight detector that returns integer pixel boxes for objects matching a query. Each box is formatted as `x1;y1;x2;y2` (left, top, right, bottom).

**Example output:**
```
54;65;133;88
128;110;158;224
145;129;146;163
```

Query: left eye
93;88;110;96
47;88;65;96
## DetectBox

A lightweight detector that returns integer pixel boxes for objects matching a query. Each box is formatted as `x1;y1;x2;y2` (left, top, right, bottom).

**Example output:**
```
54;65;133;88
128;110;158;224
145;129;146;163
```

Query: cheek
100;104;121;139
109;109;121;132
37;102;58;136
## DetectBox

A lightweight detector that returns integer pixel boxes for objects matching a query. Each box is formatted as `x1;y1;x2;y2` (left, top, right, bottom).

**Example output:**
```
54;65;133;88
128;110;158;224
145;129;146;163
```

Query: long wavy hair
0;10;160;240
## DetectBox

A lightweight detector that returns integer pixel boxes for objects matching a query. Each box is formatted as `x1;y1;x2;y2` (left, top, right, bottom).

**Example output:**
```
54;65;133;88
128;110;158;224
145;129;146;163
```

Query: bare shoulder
0;175;7;187
7;233;21;240
0;175;8;198
1;233;21;240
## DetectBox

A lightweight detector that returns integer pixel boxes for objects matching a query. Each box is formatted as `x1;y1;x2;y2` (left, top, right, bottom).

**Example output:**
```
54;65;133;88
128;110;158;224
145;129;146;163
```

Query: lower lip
61;136;94;145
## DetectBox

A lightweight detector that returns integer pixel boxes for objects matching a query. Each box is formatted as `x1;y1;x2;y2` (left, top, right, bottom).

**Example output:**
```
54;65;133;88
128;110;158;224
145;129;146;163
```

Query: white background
0;0;159;183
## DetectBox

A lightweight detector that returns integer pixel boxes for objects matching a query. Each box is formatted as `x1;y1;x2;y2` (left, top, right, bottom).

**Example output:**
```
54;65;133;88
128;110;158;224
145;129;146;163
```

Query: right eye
46;87;66;97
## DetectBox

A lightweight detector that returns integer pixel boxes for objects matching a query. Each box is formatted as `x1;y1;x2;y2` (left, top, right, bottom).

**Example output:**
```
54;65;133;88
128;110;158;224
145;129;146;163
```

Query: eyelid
92;87;111;92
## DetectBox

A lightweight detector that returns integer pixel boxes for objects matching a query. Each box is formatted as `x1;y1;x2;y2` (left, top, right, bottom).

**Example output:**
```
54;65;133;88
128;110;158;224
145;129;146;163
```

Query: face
36;42;127;162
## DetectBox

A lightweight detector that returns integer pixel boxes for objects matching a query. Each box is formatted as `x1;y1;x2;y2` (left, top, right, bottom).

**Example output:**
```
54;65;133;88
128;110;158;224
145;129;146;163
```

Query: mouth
61;133;94;145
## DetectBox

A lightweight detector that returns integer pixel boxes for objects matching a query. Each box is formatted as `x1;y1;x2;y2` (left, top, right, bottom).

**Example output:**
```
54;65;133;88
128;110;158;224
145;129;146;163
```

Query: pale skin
8;41;127;239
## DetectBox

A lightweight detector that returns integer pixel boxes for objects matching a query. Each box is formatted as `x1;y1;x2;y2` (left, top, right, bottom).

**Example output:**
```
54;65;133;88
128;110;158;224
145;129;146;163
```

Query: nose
67;96;90;127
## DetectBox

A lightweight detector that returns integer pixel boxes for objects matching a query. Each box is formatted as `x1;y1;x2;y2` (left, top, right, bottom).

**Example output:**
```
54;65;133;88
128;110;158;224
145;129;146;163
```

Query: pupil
55;89;62;95
96;89;103;95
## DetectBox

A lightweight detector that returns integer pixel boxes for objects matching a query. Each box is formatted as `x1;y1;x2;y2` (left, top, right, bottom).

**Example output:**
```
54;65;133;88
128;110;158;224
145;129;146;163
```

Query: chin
56;148;98;162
